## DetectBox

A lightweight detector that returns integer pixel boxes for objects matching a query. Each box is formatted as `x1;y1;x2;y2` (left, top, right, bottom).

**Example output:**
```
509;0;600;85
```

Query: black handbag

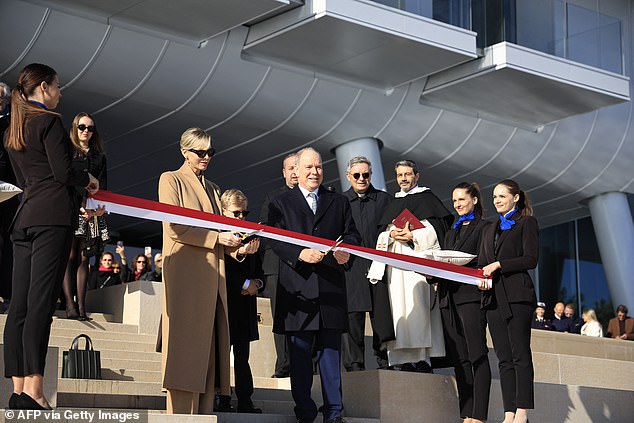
61;334;102;379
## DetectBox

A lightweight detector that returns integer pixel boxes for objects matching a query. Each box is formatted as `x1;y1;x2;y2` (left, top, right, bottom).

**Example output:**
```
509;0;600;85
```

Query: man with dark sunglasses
342;156;392;371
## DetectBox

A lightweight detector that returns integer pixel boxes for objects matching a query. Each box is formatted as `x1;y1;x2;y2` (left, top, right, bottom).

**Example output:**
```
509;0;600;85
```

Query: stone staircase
0;289;632;422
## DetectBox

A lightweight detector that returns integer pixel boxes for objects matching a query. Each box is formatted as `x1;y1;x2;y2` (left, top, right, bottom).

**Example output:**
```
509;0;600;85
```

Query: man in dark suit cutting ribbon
266;147;360;423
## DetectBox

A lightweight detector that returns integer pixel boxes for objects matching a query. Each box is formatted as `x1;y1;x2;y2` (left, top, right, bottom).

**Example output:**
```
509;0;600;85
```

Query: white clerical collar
395;186;429;198
298;185;319;199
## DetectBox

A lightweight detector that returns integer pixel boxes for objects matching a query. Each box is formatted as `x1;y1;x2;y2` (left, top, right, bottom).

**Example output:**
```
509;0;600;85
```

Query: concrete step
52;310;118;323
342;370;634;423
49;335;157;353
57;379;166;409
99;357;161;372
0;315;140;334
59;366;162;383
56;347;160;362
48;327;157;343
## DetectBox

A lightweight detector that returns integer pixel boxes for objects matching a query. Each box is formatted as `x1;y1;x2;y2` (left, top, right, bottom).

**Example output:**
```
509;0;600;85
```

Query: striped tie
308;192;317;214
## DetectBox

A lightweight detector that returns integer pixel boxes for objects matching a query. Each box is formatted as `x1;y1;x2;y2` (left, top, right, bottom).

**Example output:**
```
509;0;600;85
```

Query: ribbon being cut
87;190;491;287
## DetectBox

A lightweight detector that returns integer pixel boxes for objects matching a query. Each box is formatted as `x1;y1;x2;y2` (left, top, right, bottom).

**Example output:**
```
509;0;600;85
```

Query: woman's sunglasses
77;124;96;133
188;148;216;158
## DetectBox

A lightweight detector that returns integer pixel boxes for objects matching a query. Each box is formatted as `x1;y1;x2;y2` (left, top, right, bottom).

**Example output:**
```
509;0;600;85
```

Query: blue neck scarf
28;100;48;110
499;209;518;231
453;210;475;229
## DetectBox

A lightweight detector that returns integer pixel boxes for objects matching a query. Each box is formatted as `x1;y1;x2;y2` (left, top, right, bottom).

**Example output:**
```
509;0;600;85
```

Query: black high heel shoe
65;307;80;320
15;393;51;410
8;392;20;409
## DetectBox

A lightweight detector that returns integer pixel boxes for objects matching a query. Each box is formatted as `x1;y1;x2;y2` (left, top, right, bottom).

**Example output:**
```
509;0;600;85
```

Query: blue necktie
308;192;317;214
499;209;518;231
452;211;475;229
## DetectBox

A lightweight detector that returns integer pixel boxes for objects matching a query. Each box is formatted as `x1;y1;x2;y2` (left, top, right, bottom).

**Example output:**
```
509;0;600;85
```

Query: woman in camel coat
158;128;248;414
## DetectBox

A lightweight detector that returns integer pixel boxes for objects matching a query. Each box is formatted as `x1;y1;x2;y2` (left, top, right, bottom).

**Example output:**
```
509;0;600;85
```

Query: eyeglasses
77;124;96;133
230;210;250;218
188;148;216;158
136;260;146;264
102;258;112;262
351;172;370;180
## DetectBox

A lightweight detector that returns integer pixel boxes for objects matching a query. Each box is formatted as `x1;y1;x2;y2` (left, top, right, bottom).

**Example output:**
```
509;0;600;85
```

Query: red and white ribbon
88;191;489;286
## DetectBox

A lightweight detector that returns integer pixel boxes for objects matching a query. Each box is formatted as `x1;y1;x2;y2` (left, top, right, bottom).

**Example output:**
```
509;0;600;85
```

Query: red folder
392;208;425;231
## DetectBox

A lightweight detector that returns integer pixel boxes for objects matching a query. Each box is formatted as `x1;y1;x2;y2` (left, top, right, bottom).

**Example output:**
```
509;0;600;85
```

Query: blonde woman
580;309;603;337
159;127;243;414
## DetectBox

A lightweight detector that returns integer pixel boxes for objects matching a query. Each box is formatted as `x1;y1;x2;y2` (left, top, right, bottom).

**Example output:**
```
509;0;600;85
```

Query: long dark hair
452;181;483;218
70;112;104;156
496;179;533;217
5;63;60;151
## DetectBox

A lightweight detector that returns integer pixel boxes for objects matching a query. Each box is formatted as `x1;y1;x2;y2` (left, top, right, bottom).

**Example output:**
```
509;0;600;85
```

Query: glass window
537;221;577;316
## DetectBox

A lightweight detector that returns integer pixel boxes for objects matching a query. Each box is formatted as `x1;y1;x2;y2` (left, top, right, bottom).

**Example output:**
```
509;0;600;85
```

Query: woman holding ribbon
438;182;491;423
479;179;538;423
3;63;98;410
158;127;244;414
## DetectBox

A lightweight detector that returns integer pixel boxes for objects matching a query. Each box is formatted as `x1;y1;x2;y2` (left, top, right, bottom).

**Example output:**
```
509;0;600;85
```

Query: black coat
439;218;491;308
478;215;539;319
225;253;263;344
259;185;292;277
71;149;107;201
7;114;89;229
343;185;392;312
267;185;361;333
88;269;120;290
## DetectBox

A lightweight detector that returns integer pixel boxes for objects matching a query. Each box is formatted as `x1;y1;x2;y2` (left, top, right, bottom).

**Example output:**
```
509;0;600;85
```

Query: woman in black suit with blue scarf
3;63;98;410
479;179;538;423
439;182;491;423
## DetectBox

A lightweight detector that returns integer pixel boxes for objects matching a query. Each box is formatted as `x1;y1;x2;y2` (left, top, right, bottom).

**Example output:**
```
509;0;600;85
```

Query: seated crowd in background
532;300;633;340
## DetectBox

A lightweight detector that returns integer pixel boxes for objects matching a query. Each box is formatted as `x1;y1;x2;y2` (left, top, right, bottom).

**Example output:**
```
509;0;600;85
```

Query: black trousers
341;311;365;370
486;302;535;411
232;340;254;405
440;302;491;420
4;225;73;377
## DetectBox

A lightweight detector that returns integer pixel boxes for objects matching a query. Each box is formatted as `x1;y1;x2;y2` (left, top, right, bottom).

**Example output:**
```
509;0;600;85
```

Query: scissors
235;229;262;242
321;236;344;256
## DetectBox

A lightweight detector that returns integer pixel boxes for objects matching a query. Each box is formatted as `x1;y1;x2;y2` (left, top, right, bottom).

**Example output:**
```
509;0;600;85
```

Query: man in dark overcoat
342;156;392;370
259;152;298;377
267;147;360;423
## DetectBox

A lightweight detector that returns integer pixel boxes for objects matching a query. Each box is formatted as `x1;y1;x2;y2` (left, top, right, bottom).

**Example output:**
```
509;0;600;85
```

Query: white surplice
368;218;446;366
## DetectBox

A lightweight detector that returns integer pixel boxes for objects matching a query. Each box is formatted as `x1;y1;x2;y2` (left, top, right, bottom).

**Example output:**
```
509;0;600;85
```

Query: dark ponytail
452;181;483;218
5;63;60;151
497;179;533;217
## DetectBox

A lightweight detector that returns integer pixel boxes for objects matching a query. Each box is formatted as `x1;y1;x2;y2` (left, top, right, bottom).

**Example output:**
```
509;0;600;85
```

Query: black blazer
439;218;491;307
71;150;107;201
225;252;263;344
267;185;361;333
7;114;89;229
343;184;392;312
478;215;539;319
